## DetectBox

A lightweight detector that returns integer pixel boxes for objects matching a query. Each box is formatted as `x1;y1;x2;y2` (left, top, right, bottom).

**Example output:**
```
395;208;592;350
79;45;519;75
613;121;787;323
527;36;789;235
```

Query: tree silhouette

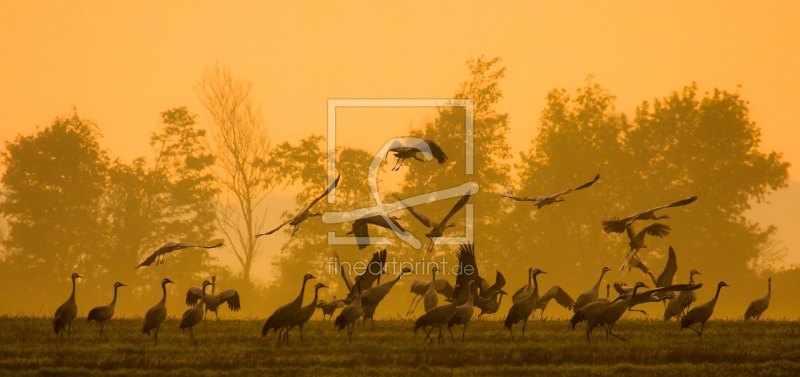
0;110;108;309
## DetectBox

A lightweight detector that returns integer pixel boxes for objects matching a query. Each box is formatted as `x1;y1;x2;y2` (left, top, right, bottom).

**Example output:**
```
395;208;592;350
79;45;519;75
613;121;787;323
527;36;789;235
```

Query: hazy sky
1;1;798;278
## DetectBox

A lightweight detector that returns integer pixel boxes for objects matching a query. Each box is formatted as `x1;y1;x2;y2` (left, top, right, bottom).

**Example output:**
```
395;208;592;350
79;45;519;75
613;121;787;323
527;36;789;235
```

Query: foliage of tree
0;111;109;309
512;79;790;311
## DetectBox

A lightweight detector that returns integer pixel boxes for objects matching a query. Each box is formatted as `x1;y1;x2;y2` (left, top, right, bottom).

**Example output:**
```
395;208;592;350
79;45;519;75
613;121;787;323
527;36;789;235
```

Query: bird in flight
394;192;471;253
256;174;341;237
501;174;599;209
385;139;448;171
136;242;223;268
602;196;697;234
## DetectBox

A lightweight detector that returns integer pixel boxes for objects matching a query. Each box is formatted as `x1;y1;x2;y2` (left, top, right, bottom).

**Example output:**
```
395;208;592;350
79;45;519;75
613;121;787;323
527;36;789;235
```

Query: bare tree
196;65;273;283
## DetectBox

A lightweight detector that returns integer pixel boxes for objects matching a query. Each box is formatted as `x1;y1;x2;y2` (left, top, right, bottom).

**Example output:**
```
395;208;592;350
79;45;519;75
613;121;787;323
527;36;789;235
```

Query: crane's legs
407;296;421;316
422;327;433;343
448;326;455;342
437;327;445;344
508;326;514;341
291;224;299;236
462;323;467;342
189;327;197;346
68;323;72;339
606;324;627;342
521;319;527;340
154;327;159;346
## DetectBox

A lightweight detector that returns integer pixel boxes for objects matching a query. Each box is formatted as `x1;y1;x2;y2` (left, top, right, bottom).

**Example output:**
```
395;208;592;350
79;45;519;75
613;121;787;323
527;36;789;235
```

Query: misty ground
1;316;799;376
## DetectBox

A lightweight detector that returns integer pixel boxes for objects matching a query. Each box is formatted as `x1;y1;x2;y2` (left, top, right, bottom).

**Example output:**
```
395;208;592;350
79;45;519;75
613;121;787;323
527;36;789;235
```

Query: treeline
0;59;792;319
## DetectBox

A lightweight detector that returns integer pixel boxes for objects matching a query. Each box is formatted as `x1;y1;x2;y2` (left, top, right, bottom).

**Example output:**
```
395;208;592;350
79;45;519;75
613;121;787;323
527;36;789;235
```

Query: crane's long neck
199;285;207;309
110;285;119;308
296;278;310;305
432;269;437;284
465;283;474;306
311;286;321;306
713;285;723;301
390;270;405;286
606;284;610;299
70;277;77;301
594;270;606;290
767;280;771;296
160;282;168;304
531;273;540;300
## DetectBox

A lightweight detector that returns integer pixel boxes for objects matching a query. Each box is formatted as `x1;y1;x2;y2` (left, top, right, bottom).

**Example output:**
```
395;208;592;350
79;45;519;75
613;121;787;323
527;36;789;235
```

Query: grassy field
1;315;800;376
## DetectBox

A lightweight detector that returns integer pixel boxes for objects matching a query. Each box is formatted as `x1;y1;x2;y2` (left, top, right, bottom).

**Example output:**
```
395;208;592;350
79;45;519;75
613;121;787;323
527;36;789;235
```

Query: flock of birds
50;138;775;345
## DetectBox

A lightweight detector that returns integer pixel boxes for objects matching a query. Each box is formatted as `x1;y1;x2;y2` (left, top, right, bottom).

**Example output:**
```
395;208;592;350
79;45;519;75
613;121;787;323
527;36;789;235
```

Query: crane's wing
335;299;347;308
393;194;437;228
482;270;506;299
511;284;528;302
631;196;699;221
625;224;637;242
546;174;600;199
299;173;341;214
419;139;448;164
218;289;241;311
500;189;547;202
630;257;651;275
613;282;632;295
170;242;223;250
454;243;479;302
639;223;671;239
348;249;387;299
256;219;292;237
135;252;159;268
638;283;704;301
437;280;455;299
439;192;471;226
541;286;575;310
656;247;678;288
334;250;353;291
316;300;328;309
603;196;698;233
185;286;203;306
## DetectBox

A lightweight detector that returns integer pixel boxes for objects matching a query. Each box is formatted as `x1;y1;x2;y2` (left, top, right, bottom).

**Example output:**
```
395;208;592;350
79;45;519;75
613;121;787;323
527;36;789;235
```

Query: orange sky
1;1;799;278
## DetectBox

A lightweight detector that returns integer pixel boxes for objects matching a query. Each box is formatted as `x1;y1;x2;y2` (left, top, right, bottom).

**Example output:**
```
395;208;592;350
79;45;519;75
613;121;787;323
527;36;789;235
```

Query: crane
393;192;471;253
501;174;599;209
256;174;340;237
142;278;175;345
385;139;448;171
53;273;82;340
136;242;223;268
87;282;127;336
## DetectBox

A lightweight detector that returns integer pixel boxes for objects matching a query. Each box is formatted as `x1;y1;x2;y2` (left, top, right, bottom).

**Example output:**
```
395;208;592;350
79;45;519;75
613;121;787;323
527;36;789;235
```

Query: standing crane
179;280;211;346
447;280;477;342
664;270;701;321
406;269;454;315
423;267;440;313
317;296;346;321
594;283;704;342
501;174;600;209
87;282;127;336
262;273;316;345
602;196;698;233
185;276;241;320
512;269;574;319
136;241;223;268
681;281;729;339
504;269;544;341
574;267;611;312
288;283;327;343
335;277;365;342
361;268;412;324
53;273;82;340
386;139;448;171
475;290;507;319
414;284;462;344
745;278;771;320
142;278;175;345
393;192;471;253
256;174;340;237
